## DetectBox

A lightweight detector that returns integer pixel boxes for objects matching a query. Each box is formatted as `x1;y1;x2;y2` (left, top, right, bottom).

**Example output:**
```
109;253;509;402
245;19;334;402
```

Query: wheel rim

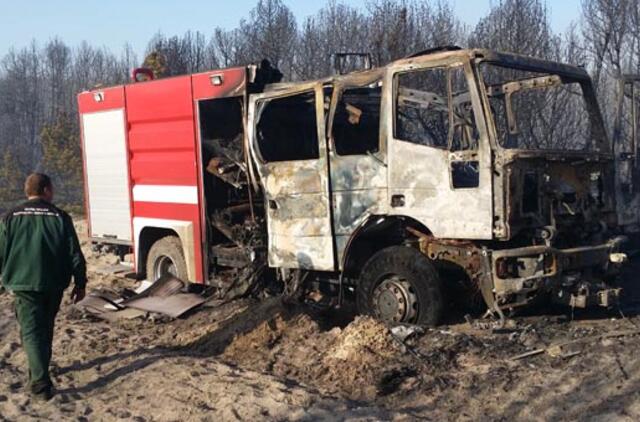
372;275;419;323
153;255;177;280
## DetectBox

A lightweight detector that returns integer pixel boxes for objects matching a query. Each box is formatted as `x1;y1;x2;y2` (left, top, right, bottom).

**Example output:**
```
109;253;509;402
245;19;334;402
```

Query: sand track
2;221;640;421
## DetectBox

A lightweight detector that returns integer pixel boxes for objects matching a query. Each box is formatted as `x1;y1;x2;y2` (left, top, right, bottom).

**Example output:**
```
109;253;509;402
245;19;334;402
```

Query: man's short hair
24;173;52;197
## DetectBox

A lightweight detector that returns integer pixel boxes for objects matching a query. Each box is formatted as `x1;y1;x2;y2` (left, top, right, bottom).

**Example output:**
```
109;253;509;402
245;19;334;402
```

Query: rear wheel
356;246;444;326
146;236;188;281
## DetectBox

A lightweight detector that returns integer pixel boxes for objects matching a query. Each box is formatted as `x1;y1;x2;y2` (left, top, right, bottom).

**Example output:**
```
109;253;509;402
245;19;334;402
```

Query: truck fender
340;214;432;279
133;217;197;281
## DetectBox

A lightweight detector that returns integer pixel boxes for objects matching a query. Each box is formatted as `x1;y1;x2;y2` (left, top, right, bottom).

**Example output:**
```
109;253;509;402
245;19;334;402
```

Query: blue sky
0;0;582;58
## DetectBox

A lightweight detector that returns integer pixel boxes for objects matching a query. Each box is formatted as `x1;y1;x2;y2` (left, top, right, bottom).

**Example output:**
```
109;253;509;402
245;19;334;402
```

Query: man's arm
64;214;87;301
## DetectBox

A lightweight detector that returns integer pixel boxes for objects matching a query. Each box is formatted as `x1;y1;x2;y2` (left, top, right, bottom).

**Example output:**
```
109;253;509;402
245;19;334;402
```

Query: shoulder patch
6;200;64;221
12;206;61;218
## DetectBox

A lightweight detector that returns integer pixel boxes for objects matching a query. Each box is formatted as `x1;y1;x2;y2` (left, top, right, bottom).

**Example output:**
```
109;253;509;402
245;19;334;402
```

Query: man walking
0;173;87;401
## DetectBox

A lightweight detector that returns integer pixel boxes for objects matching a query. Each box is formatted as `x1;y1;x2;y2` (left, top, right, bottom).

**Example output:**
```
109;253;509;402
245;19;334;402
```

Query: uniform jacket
0;198;87;292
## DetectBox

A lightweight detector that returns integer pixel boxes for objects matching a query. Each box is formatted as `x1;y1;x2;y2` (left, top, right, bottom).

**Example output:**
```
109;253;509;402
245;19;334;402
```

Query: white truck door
81;107;132;242
387;60;494;239
248;83;335;270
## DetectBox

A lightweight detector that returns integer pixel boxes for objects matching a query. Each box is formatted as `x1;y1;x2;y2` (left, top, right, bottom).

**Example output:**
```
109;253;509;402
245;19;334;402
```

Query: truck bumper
490;237;627;309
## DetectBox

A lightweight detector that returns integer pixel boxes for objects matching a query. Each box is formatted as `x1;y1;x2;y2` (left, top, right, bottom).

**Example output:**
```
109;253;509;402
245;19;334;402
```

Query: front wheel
356;246;444;326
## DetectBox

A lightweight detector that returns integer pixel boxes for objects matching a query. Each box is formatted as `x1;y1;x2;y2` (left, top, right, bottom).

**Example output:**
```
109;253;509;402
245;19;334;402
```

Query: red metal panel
125;76;205;282
127;76;199;186
133;202;201;222
191;67;246;100
77;86;126;113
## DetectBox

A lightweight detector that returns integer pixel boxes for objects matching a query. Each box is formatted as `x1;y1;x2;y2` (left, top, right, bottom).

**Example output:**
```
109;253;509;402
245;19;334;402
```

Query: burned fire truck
78;47;627;326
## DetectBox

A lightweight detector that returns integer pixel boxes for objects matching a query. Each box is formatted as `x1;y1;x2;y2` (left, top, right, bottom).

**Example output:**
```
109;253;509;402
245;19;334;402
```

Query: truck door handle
268;200;278;210
391;194;405;208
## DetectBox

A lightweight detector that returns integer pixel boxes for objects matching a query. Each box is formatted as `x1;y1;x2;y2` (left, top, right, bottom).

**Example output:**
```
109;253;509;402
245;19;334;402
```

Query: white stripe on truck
132;185;199;204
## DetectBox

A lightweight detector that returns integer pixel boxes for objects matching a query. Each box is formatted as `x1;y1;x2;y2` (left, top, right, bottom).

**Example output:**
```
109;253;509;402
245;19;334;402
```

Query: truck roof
77;65;249;95
263;47;592;93
78;48;592;98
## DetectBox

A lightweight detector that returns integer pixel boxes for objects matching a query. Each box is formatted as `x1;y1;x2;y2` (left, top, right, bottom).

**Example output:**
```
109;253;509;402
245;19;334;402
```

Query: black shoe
30;381;54;401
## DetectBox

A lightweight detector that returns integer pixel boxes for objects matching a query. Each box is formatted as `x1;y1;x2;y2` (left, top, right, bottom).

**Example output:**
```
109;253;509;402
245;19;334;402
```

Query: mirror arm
505;92;518;135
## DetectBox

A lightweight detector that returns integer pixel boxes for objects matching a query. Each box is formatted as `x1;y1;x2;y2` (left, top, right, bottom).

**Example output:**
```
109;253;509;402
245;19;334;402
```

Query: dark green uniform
0;198;86;391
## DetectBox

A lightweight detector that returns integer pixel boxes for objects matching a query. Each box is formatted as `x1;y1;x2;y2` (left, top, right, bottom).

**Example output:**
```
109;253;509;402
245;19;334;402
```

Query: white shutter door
81;109;132;242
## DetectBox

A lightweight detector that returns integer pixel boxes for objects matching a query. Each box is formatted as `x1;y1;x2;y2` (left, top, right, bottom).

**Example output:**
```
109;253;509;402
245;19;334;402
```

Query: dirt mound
222;312;404;400
320;317;403;398
326;316;397;361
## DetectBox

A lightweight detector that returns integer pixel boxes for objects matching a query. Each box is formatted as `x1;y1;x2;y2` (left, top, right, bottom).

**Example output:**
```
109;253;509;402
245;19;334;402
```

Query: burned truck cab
247;48;627;325
471;51;626;312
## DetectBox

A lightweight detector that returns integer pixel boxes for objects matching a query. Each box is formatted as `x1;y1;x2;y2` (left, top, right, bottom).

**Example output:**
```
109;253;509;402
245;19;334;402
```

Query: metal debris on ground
510;328;640;361
93;263;136;277
390;324;425;343
464;314;517;332
75;274;213;320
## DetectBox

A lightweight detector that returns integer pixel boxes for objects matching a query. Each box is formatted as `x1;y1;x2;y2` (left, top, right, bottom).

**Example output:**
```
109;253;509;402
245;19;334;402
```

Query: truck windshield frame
477;62;607;153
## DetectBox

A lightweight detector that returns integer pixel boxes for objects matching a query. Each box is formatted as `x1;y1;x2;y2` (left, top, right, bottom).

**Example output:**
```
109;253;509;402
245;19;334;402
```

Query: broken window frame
253;88;321;164
475;62;610;154
330;84;383;157
392;63;480;153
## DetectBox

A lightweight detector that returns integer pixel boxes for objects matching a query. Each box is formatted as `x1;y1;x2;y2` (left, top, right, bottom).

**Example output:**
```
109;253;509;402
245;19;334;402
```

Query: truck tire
146;236;189;282
356;246;444;326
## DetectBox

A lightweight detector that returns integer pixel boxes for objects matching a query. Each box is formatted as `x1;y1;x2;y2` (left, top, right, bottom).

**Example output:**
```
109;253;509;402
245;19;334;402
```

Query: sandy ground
2;221;640;421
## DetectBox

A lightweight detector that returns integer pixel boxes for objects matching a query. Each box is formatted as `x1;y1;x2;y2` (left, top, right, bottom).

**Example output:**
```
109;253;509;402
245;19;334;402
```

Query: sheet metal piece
93;263;135;276
99;308;148;322
124;294;208;318
122;274;185;303
75;294;146;321
120;274;208;318
75;295;119;315
77;275;209;320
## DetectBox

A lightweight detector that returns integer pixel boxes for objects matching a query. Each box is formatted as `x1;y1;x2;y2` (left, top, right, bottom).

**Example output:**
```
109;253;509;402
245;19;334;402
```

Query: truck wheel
146;236;188;282
356;246;444;326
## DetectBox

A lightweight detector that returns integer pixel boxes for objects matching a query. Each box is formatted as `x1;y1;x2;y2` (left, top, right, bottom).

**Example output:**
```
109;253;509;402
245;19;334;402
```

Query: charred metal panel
387;140;493;238
333;189;388;266
263;164;323;195
260;160;334;269
329;119;388;265
385;58;494;240
332;188;387;235
325;72;388;267
248;82;335;271
266;235;335;270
